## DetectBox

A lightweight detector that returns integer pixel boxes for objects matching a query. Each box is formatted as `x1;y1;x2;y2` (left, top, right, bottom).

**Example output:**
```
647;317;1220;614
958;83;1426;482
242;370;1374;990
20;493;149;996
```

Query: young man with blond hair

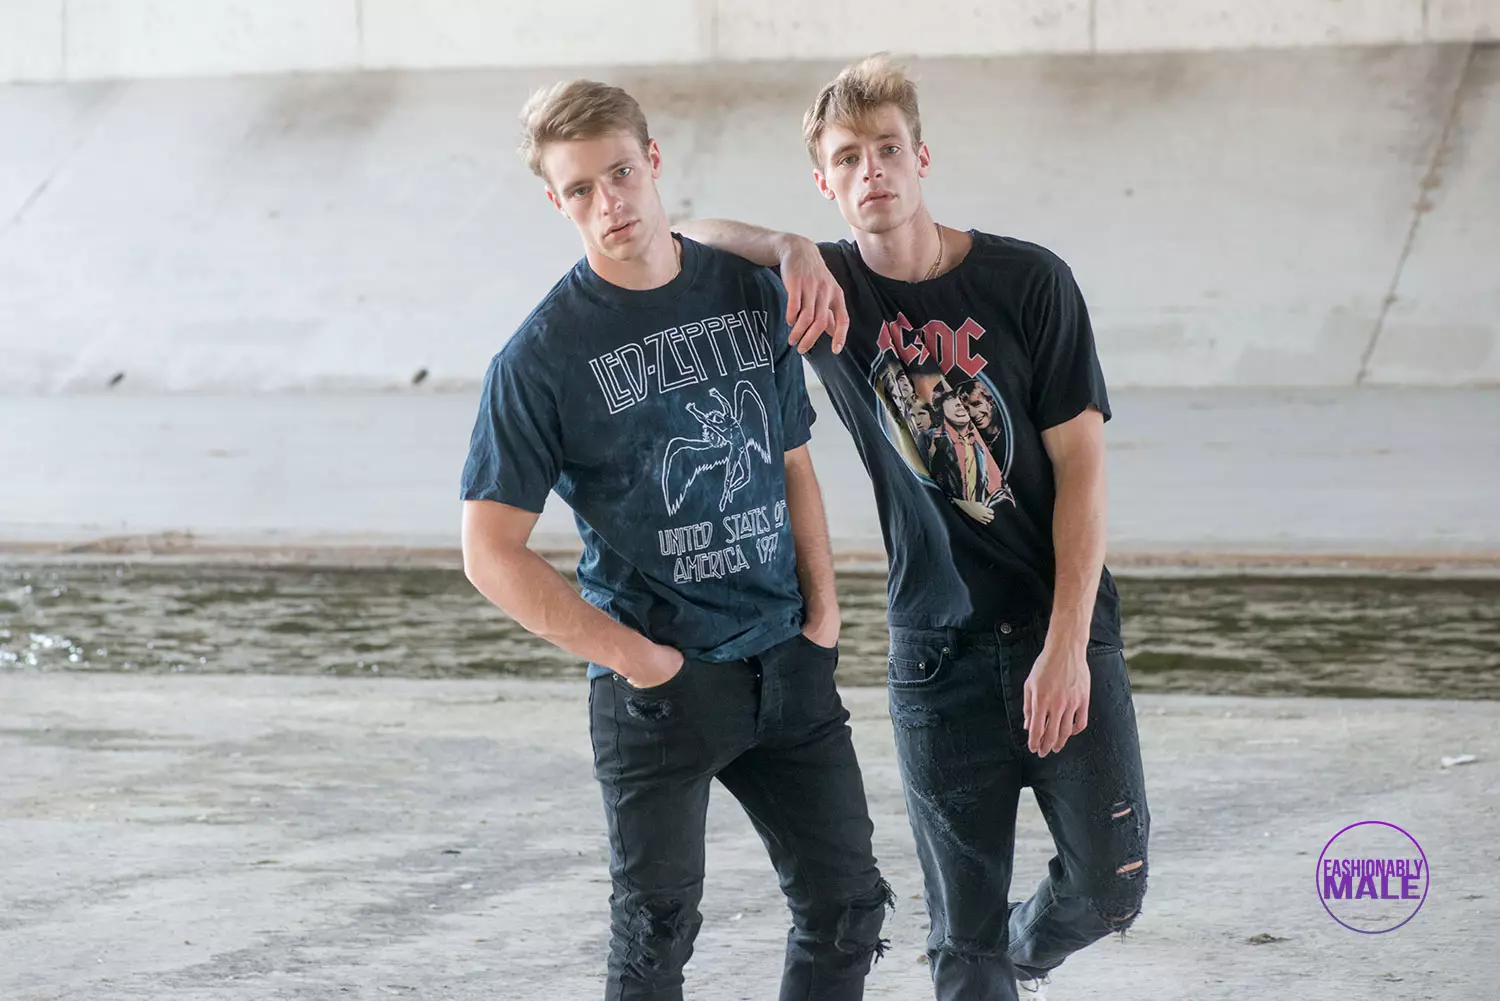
459;79;890;1001
682;55;1150;1001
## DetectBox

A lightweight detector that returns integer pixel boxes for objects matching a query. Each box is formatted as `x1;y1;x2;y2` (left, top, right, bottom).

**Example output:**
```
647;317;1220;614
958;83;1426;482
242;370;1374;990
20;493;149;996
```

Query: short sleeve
1025;259;1111;431
459;350;563;512
760;270;817;451
817;241;848;271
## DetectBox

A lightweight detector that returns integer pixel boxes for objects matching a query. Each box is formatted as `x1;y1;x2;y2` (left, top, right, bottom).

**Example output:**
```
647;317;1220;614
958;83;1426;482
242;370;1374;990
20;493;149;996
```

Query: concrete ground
3;387;1498;567
2;673;1497;1000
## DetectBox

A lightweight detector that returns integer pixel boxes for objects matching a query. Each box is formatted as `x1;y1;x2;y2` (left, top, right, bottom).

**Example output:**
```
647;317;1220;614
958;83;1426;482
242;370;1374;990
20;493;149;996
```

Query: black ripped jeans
589;632;890;1001
887;621;1150;1001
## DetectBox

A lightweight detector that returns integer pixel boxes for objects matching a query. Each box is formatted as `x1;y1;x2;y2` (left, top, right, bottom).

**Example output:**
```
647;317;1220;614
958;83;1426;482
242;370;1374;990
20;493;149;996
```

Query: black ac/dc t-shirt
809;231;1122;645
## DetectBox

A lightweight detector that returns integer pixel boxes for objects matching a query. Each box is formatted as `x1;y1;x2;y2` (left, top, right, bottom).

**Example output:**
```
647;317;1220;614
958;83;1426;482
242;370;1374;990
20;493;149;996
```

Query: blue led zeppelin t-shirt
460;236;814;678
807;232;1122;645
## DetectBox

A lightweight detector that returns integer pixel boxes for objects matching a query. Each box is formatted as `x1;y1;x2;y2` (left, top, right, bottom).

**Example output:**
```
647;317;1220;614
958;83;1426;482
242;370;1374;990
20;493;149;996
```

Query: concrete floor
2;387;1498;567
2;673;1497;1000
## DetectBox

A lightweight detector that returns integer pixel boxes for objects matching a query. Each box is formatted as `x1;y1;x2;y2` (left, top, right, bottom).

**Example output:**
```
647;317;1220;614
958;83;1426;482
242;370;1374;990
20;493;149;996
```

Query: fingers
1049;709;1078;755
1026;655;1093;757
1023;681;1036;745
795;285;835;355
785;274;850;355
788;313;815;349
1027;694;1088;756
1041;706;1065;756
831;288;850;354
787;282;815;348
795;309;835;355
1029;710;1047;755
1070;697;1089;736
795;313;825;355
1038;700;1089;756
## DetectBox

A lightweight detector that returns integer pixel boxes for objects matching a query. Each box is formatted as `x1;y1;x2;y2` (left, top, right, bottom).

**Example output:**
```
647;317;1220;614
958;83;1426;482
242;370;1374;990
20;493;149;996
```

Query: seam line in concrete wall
1357;42;1478;385
355;0;365;67
1089;0;1099;53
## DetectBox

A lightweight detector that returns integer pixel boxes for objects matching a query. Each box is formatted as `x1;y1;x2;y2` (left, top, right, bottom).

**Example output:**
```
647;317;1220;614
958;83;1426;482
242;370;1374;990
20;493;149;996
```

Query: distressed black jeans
887;621;1150;1001
589;633;890;1001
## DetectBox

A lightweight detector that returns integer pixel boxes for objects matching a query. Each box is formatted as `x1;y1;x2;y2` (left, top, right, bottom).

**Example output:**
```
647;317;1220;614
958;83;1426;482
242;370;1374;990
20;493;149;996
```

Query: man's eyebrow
830;134;901;160
558;158;634;192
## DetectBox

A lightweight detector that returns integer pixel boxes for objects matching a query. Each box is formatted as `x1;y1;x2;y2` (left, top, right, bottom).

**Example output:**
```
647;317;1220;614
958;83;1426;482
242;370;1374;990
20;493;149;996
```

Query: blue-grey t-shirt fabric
808;232;1122;646
461;236;814;678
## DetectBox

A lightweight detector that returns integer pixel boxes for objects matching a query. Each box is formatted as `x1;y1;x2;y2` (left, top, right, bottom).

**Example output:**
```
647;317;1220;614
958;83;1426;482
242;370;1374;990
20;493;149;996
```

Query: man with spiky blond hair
682;54;1151;1001
461;79;891;1000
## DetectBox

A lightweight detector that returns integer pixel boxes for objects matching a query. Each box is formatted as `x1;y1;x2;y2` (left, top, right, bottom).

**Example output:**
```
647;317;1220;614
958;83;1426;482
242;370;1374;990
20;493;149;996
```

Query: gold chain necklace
923;222;943;281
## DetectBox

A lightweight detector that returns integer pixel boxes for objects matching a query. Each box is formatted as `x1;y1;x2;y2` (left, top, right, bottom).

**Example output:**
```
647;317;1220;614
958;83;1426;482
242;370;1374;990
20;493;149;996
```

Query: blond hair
802;54;922;167
518;79;651;184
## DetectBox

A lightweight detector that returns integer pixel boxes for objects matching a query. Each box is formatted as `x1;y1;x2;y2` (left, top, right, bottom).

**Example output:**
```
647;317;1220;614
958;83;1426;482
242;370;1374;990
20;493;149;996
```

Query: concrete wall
2;0;1498;82
1;45;1497;392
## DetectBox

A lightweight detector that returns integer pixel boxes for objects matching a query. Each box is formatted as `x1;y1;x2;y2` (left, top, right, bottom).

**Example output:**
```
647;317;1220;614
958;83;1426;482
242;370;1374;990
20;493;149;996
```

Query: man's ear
813;169;836;202
916;141;931;179
647;138;663;179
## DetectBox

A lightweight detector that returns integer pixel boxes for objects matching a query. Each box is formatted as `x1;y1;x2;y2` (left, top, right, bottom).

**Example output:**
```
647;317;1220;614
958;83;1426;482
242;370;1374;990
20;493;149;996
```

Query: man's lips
605;221;637;238
861;191;895;206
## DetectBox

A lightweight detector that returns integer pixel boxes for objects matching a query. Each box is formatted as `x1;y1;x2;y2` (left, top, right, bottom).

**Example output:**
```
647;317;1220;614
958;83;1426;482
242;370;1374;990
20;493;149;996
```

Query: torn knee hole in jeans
833;878;896;962
1100;859;1147;935
1110;800;1133;820
634;899;691;943
1102;905;1142;933
625;899;694;972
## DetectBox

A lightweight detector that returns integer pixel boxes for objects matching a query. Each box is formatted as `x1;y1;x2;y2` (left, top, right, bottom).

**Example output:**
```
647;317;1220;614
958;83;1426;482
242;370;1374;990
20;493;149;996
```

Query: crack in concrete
1356;43;1478;385
1;83;120;237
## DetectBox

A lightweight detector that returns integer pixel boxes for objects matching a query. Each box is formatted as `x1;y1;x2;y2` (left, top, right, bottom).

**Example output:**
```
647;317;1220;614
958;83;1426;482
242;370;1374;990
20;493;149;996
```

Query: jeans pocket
1086;643;1132;698
613;661;691;697
796;631;838;653
887;640;950;688
794;631;840;670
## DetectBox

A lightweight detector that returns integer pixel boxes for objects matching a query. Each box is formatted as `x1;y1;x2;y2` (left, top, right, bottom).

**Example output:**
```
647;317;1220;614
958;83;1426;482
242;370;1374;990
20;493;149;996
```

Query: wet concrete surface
2;674;1497;1000
4;562;1498;700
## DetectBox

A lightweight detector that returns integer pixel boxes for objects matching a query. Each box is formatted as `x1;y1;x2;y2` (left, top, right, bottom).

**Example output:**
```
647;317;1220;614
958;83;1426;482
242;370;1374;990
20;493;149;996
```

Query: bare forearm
676;219;796;268
783;449;840;635
679;220;849;354
465;544;654;674
1048;462;1107;650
